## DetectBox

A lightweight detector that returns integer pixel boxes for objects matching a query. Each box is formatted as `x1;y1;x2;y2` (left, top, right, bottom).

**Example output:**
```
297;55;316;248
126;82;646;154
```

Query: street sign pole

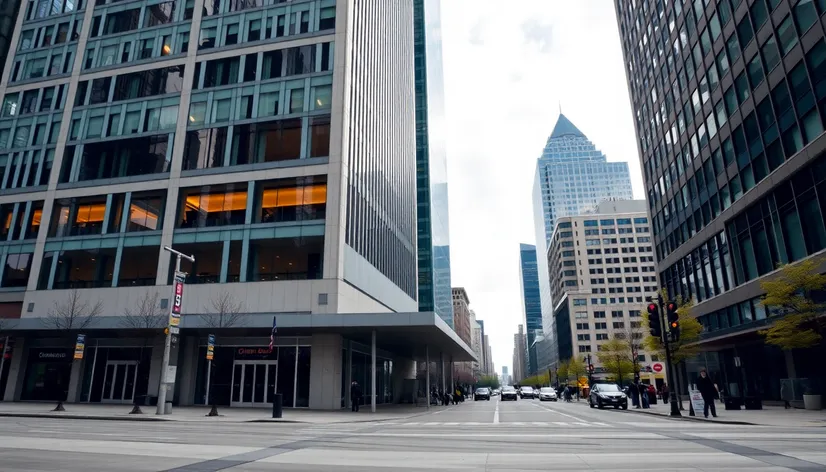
157;247;194;415
658;294;682;417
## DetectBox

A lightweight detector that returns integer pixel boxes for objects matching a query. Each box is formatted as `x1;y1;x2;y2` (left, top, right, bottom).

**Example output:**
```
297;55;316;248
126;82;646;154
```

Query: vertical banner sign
74;334;86;360
169;271;185;327
206;334;215;360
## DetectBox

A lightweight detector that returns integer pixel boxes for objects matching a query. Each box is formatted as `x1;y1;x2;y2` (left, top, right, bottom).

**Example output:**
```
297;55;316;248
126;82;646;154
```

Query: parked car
519;386;535;399
501;386;518;401
538;387;558;401
474;387;491;401
589;383;628;409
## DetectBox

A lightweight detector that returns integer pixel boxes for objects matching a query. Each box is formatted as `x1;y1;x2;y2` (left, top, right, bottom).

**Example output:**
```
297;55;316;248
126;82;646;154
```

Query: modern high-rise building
483;334;493;375
531;113;634;369
547;201;665;386
0;0;473;409
512;324;526;382
413;0;453;328
615;0;826;399
518;243;542;376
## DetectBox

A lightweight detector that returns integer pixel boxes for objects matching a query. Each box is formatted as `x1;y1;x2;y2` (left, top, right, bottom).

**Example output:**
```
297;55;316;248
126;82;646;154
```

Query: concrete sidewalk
625;399;826;427
0;401;450;424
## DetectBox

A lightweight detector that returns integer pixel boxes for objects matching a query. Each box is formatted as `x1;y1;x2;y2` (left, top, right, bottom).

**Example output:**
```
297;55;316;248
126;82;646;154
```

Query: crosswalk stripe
384;421;614;427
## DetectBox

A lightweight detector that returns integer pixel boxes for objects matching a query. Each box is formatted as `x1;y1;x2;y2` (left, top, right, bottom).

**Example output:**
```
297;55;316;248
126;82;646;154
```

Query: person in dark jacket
696;369;718;418
350;381;362;412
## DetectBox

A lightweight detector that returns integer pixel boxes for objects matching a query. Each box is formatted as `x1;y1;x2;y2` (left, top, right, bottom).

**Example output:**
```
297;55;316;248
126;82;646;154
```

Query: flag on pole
269;316;277;350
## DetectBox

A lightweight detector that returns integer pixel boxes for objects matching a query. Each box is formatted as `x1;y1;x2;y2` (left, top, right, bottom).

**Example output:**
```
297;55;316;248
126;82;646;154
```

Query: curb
0;405;453;425
627;408;758;425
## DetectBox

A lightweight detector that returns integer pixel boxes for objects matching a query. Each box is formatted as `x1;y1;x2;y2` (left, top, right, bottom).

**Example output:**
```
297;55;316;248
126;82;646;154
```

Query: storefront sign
652;362;664;373
164;365;177;383
30;348;72;362
234;347;276;360
73;334;86;360
169;271;185;327
206;335;215;361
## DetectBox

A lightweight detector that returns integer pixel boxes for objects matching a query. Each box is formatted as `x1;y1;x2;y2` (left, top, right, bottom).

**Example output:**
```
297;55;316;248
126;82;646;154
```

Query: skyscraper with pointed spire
531;114;633;373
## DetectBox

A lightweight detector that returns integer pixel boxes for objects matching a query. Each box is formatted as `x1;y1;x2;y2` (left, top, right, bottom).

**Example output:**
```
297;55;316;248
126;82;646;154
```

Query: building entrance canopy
8;312;476;363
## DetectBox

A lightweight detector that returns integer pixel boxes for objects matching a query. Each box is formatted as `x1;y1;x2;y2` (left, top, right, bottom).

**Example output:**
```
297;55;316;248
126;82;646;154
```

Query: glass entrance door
101;361;138;403
230;360;277;407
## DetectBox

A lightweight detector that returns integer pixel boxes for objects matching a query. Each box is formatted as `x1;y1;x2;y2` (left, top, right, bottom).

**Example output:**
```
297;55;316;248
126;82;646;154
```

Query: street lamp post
156;246;195;415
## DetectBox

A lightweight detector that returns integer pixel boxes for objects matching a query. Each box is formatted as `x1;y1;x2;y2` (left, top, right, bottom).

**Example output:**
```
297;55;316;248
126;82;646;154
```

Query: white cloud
440;0;644;374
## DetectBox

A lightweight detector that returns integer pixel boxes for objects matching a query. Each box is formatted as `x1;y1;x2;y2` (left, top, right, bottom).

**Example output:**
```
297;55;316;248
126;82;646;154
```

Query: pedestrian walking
350;381;362;412
629;381;640;408
696;369;719;418
640;382;650;409
661;383;670;404
780;382;792;409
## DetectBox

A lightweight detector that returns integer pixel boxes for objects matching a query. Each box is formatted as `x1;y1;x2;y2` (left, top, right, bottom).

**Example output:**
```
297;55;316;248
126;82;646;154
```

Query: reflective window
247;236;323;281
178;184;247;228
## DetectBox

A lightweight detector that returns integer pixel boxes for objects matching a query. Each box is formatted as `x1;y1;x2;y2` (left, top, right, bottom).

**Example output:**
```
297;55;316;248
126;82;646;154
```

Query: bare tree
42;290;102;411
201;290;245;416
617;318;647;382
120;292;166;414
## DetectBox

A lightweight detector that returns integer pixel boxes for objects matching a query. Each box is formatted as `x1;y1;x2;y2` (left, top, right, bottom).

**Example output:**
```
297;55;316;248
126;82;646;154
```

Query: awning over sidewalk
6;311;477;362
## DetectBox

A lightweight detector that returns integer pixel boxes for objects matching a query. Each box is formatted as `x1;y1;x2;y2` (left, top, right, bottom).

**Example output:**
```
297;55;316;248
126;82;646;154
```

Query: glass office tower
414;0;454;327
615;0;826;399
518;243;542;376
531;113;633;366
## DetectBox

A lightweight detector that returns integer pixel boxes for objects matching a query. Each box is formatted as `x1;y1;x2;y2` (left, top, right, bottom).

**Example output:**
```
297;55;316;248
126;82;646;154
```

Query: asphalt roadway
1;396;825;471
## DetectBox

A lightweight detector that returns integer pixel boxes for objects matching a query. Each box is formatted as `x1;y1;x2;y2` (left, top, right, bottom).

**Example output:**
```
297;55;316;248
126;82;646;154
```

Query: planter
803;394;822;410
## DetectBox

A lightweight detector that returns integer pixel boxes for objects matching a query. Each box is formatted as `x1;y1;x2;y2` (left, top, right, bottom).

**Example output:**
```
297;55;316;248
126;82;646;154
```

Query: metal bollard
272;393;283;418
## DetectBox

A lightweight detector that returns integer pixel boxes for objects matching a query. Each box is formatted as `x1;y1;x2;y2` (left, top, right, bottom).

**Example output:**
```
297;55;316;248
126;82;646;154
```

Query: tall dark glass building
519;243;542;376
414;0;454;327
616;0;826;400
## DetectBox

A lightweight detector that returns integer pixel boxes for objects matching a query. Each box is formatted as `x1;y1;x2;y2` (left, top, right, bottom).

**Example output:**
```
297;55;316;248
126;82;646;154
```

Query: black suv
589;383;629;409
474;388;491;401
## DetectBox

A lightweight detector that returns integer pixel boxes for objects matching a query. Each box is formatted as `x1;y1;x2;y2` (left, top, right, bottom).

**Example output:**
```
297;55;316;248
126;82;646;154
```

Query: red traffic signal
647;303;658;313
666;302;677;313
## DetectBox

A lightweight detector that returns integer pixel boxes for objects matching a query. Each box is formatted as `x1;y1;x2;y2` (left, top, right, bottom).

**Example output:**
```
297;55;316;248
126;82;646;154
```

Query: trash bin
272;393;283;418
744;397;762;410
164;401;172;415
724;397;742;410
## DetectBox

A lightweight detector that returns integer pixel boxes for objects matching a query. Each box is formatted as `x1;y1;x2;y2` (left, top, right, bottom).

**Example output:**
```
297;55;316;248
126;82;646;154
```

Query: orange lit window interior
129;203;159;230
261;184;326;209
3;213;11;232
74;204;106;224
185;191;248;213
30;209;42;228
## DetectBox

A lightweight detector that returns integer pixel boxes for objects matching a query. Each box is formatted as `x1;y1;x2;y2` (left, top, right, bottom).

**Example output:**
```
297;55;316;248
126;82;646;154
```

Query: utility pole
156;246;194;415
658;294;682;417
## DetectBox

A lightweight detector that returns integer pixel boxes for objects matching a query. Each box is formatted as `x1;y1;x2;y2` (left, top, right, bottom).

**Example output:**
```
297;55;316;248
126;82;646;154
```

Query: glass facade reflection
519;243;543;376
413;0;453;325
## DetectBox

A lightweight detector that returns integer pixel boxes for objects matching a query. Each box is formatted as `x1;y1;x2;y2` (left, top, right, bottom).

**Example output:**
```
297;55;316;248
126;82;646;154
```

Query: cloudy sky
439;0;646;375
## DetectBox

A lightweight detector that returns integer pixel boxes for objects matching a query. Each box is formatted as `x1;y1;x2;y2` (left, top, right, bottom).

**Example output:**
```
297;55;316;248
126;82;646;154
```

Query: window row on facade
198;0;334;50
661;151;826;304
33;232;323;289
23;0;84;25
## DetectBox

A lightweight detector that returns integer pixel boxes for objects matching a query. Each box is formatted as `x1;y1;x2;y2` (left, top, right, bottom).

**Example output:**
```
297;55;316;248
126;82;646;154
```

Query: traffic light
647;302;662;338
666;301;680;342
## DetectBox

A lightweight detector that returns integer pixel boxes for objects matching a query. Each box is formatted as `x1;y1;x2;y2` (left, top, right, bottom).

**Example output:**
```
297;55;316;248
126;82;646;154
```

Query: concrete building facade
549;201;665;386
0;0;472;410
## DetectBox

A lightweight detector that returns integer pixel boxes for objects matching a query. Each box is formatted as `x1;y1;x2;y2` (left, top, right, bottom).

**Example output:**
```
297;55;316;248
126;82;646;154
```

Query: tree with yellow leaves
759;258;826;351
596;337;635;386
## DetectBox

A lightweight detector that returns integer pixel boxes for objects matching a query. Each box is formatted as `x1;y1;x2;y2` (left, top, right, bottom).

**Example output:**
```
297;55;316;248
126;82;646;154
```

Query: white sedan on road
538;387;558;401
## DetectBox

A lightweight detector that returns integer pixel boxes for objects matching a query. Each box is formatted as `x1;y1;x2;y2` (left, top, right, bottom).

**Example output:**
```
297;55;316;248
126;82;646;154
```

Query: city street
1;397;825;471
